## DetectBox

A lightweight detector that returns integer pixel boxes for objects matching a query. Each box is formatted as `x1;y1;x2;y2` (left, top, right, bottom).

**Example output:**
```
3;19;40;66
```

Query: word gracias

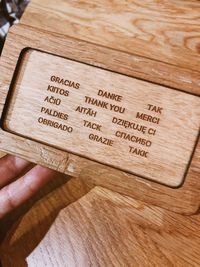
50;75;80;89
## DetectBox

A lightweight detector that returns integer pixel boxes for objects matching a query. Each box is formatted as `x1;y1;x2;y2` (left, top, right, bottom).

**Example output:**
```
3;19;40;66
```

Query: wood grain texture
0;174;90;261
0;152;6;158
21;0;200;72
1;187;200;267
1;2;200;267
0;24;199;214
4;49;200;187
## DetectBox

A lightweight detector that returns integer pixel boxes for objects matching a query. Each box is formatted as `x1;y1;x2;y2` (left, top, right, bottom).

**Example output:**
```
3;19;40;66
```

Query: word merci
85;96;125;114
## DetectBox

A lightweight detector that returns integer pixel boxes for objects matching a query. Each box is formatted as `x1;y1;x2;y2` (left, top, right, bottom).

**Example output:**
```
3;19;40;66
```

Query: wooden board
21;0;200;73
3;49;200;187
0;2;200;265
0;24;199;214
0;0;200;214
1;186;200;267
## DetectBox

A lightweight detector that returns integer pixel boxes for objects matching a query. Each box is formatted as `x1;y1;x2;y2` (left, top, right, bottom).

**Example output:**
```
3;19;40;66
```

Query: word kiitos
50;76;80;89
38;117;73;132
129;146;148;158
97;89;123;102
88;133;114;146
47;85;69;97
85;96;125;114
115;131;152;147
40;107;68;121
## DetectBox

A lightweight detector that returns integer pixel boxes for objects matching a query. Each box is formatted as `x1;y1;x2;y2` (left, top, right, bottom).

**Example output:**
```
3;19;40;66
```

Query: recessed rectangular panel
3;49;200;187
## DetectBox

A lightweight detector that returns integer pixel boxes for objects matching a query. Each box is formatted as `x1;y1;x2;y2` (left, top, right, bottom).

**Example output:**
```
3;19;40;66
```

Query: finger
0;155;32;188
0;165;56;219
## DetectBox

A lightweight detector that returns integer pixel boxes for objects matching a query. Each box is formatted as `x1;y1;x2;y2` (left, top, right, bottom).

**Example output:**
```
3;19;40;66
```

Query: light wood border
0;24;199;214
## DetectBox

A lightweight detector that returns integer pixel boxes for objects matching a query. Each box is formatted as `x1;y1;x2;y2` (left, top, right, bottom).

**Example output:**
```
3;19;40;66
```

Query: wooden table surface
0;149;200;266
0;0;200;266
0;174;200;266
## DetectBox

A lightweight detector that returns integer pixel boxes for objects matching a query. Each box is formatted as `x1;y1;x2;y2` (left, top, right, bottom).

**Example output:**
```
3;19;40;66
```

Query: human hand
0;155;56;219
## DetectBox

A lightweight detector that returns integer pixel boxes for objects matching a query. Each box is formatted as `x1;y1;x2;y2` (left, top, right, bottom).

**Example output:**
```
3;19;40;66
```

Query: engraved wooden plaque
0;24;200;214
3;49;200;187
